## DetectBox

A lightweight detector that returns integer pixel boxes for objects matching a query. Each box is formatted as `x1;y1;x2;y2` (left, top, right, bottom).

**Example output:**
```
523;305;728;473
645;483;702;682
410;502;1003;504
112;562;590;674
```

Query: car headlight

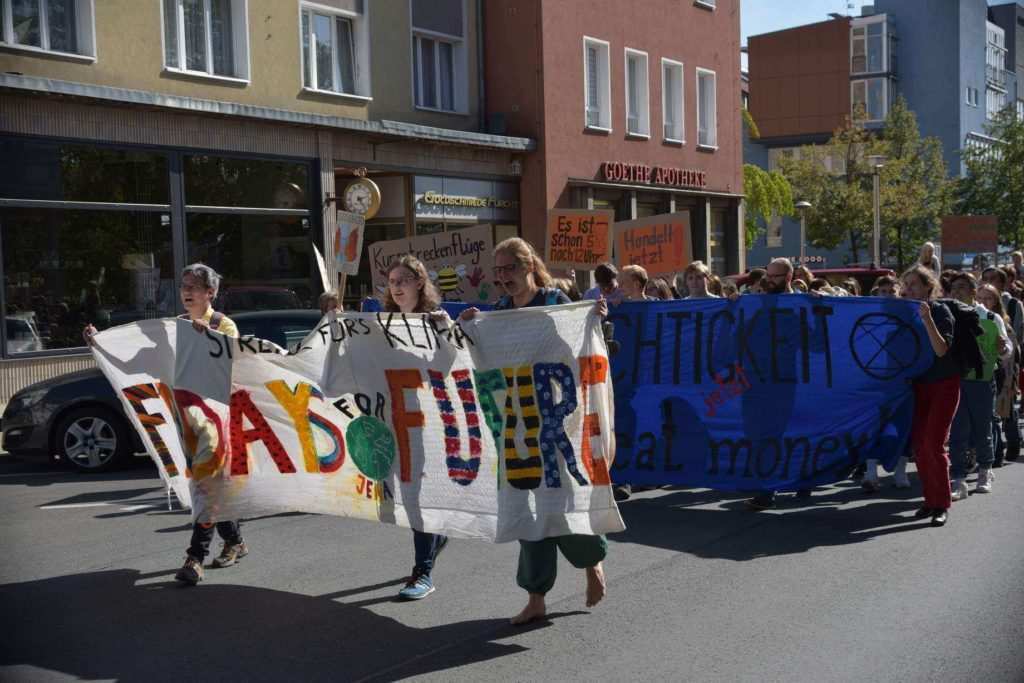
6;387;49;414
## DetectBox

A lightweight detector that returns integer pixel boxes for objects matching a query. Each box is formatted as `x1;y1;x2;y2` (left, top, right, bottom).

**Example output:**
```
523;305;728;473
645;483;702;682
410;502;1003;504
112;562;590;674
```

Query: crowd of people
94;237;1024;624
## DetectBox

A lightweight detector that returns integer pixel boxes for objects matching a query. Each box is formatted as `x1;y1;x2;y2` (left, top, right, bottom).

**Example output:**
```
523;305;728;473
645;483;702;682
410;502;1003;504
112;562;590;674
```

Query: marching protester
793;264;814;287
461;237;609;626
744;268;767;294
619;264;651;301
378;255;452;600
88;263;246;585
901;265;958;527
860;276;911;491
682;261;719;299
918;241;941;274
645;276;675;300
977;283;1018;468
583;262;624;305
982;266;1024;461
948;273;1009;499
319;288;343;315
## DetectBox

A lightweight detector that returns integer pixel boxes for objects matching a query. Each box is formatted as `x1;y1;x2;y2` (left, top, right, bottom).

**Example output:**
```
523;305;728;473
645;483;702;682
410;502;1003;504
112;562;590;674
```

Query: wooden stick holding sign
545;209;615;270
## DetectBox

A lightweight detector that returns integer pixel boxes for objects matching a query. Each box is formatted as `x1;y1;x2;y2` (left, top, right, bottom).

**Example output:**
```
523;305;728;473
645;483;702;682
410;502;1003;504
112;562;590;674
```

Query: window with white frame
625;49;649;136
966;86;980;107
300;2;370;97
1017;99;1024;121
411;0;466;113
696;68;717;148
851;18;886;74
583;37;611;130
851;78;887;121
987;87;1006;120
662;59;684;142
163;0;249;80
0;0;95;57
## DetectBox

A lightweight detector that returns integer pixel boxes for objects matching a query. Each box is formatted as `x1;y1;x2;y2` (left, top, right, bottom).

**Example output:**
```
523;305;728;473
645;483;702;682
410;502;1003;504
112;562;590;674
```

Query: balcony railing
986;63;1008;91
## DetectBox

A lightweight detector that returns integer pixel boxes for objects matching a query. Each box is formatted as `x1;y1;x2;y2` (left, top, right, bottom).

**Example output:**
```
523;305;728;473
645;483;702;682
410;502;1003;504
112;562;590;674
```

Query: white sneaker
976;467;994;494
951;478;969;502
893;456;911;489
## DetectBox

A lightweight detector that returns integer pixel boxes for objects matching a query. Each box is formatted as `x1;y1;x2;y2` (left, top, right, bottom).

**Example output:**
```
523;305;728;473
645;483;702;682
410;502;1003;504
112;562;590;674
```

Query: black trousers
187;521;242;561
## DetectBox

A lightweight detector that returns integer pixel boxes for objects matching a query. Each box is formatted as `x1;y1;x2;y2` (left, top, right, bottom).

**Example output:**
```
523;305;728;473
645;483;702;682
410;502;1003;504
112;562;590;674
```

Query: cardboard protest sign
607;295;933;491
613;211;692;276
90;303;622;542
545;209;615;269
335;210;366;276
368;224;497;304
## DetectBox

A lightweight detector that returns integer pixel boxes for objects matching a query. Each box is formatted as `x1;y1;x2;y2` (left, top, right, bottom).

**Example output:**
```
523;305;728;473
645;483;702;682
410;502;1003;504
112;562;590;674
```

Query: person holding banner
902;265;958;527
619;265;651;302
319;289;343;315
460;237;610;625
381;254;452;601
86;263;246;586
682;261;719;299
583;263;624;305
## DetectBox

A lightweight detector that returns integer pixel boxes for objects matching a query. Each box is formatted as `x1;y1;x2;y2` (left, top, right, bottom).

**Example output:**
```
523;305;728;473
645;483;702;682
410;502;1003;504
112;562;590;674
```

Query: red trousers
911;375;960;510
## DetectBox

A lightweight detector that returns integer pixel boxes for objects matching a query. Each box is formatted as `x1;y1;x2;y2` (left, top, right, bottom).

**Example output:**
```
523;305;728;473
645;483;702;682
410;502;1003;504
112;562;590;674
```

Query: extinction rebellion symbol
849;313;922;381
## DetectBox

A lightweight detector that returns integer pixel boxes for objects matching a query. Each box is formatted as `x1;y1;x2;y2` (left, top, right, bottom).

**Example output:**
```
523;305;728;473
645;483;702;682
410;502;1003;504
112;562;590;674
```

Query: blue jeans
950;380;995;479
413;531;447;576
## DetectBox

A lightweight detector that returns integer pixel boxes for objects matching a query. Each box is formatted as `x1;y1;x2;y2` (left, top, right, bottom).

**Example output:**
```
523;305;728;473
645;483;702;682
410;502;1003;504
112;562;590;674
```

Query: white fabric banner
90;303;623;542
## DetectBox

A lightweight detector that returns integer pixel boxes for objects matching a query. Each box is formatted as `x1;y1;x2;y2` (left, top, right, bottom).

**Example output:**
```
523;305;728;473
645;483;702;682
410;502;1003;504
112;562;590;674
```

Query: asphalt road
1;454;1023;683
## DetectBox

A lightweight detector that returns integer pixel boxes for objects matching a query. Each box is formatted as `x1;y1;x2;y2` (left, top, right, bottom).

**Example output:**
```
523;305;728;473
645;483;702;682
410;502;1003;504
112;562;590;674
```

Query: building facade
745;0;1024;270
0;0;533;405
484;0;745;276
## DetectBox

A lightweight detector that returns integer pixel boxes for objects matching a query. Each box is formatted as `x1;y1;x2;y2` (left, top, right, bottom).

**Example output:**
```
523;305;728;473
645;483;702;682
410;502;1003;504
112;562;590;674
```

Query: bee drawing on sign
429;264;468;301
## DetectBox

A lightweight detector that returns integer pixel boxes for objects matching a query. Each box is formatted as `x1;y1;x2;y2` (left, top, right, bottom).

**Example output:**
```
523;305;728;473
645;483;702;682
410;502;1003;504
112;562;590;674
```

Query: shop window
0;0;95;58
851;78;887;121
162;0;250;81
186;214;313;312
697;67;717;148
625;49;649;137
0;140;169;204
300;1;370;98
416;222;445;235
583;37;611;130
662;58;684;143
183;155;308;208
2;208;174;354
411;0;465;113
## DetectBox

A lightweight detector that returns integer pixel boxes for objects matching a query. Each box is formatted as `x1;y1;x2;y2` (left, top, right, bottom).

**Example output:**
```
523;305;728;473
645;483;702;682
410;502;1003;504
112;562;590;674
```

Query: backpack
937;298;984;378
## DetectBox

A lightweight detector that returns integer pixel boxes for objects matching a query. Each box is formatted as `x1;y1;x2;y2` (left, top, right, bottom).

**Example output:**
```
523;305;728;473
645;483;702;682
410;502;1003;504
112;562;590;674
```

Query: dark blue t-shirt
494;287;571;310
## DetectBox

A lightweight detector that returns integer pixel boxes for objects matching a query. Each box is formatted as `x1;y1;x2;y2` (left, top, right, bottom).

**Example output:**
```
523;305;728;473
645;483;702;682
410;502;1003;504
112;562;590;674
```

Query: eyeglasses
493;262;521;277
388;275;418;288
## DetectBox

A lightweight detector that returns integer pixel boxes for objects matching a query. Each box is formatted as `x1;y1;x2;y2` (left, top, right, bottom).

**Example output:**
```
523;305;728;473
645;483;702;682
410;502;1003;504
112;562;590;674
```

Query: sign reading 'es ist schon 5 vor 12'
545;209;615;269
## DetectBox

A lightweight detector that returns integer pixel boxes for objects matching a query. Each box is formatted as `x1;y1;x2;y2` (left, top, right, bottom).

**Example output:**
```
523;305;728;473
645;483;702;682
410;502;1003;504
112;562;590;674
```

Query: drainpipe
476;0;486;133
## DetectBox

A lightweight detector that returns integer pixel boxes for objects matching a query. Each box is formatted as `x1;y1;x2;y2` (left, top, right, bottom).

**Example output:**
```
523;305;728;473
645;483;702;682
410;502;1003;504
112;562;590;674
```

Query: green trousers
516;534;608;595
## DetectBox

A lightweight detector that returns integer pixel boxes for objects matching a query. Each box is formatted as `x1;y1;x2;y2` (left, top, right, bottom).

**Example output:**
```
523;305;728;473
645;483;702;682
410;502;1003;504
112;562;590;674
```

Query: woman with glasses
374;254;452;600
460;237;610;625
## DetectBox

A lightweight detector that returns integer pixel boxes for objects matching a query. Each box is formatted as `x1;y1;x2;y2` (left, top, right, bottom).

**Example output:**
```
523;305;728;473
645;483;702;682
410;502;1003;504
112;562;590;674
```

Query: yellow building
0;0;532;404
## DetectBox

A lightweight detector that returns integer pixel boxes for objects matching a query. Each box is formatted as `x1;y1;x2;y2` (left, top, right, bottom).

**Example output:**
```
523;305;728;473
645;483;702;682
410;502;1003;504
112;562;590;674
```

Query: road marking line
119;504;159;512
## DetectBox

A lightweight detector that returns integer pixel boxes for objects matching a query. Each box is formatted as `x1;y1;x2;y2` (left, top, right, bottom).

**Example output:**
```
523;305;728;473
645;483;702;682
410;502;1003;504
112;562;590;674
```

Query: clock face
343;179;379;217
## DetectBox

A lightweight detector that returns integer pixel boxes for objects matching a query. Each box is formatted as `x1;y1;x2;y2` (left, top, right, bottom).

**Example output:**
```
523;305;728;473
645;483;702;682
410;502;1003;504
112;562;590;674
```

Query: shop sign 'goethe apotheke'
601;161;708;190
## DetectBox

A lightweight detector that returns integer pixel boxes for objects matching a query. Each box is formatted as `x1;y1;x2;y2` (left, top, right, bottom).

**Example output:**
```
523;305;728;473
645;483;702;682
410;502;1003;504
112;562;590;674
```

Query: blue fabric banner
606;295;934;491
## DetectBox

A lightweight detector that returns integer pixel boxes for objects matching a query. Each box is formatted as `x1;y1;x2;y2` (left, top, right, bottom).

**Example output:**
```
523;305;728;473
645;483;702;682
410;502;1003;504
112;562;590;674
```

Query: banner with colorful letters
91;303;623;543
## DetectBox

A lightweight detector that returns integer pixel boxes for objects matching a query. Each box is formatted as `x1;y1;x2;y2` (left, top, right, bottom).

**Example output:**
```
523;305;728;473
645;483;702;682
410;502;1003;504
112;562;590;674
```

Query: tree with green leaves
778;97;953;268
742;164;794;246
959;106;1024;249
741;108;794;246
877;97;955;270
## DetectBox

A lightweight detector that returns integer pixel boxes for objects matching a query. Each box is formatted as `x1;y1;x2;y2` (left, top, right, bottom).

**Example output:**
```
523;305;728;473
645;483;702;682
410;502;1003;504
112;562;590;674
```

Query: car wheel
54;406;132;473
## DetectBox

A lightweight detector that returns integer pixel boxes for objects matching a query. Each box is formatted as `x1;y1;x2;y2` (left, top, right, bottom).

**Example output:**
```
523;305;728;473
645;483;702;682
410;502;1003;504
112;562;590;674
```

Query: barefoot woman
462;238;609;625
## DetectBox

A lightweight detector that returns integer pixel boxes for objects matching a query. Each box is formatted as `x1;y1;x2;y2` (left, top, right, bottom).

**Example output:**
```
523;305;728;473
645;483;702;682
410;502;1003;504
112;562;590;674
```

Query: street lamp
795;200;812;265
867;154;885;268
